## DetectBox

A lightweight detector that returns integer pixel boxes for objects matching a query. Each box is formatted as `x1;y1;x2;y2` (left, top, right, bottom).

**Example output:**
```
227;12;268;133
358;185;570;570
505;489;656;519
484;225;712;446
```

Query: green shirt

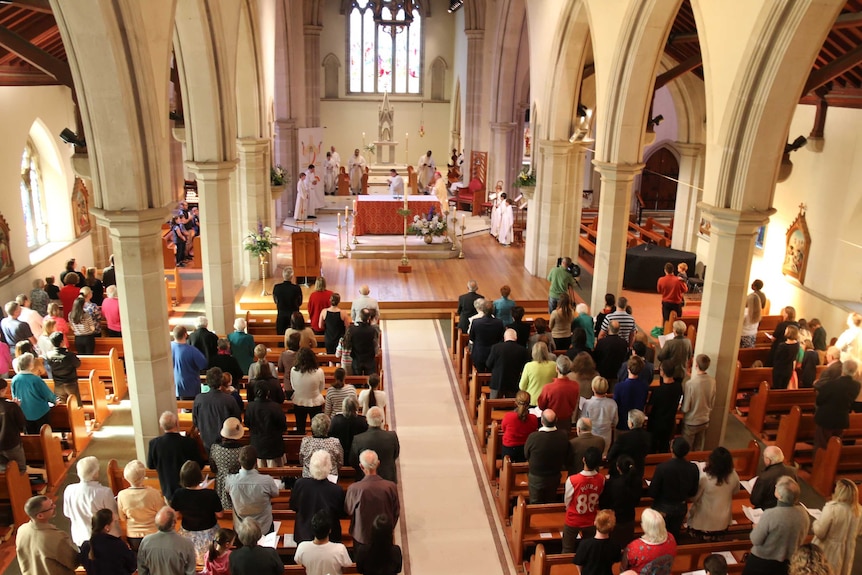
547;266;576;299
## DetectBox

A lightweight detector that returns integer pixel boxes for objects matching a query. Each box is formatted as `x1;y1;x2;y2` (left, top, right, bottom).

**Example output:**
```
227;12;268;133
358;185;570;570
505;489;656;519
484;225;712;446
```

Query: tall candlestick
405;132;409;164
345;206;349;220
362;132;366;146
404;194;408;210
337;213;341;227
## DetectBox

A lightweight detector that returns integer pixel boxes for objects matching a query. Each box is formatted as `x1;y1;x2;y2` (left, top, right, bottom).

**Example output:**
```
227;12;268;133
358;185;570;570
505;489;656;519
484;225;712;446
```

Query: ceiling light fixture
448;0;466;13
368;0;415;38
59;128;86;148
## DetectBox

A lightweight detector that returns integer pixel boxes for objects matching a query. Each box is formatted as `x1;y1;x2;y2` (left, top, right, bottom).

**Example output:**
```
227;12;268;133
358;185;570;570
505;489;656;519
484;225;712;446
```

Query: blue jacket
172;342;208;398
612;377;649;430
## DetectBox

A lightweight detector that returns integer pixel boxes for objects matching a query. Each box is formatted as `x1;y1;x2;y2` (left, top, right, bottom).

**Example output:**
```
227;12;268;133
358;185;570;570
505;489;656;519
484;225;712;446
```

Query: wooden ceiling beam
667;32;699;45
0;65;58;85
0;0;52;14
655;54;702;90
0;24;70;87
803;43;862;95
833;11;862;30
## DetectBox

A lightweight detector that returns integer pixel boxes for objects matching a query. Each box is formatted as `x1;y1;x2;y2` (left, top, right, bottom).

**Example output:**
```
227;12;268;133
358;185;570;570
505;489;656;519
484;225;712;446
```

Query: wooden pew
737;347;772;368
21;425;67;494
45;371;110;429
80;348;128;401
466;370;492;423
476;395;515;450
0;461;32;535
775;406;862;469
810;436;862;498
745;384;816;439
47;395;90;456
644;217;673;241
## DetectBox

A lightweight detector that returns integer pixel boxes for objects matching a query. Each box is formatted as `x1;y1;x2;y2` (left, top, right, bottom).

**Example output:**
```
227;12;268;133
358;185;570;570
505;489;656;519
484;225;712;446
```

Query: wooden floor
242;222;555;311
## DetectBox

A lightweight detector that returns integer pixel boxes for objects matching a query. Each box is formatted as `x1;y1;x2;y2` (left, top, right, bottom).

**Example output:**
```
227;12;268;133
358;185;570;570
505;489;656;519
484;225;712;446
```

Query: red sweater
537;378;581;422
657;274;687;304
565;471;605;528
501;411;538;447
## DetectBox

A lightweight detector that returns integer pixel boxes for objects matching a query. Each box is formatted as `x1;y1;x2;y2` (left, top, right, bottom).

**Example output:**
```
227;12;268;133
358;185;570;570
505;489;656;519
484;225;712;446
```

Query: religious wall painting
782;205;810;284
754;225;766;252
72;178;91;237
0;213;14;281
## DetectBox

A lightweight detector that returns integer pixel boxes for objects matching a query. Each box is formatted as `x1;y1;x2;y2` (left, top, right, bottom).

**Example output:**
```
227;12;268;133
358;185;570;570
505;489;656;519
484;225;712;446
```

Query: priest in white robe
348;149;367;195
417;150;436;192
330;146;341;171
388;169;405;197
294;172;310;221
490;192;507;238
323;152;337;195
497;198;514;246
432;172;449;215
305;164;324;216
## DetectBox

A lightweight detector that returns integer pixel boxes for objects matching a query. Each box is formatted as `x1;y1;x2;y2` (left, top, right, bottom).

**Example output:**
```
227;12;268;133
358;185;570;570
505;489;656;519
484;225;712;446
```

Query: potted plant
408;206;448;243
244;220;278;294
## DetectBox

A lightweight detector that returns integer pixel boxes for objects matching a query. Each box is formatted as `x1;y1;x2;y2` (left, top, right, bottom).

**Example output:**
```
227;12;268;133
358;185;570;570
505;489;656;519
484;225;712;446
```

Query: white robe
389;174;405;196
305;169;324;214
348;154;367;194
323;158;337;195
417;154;436;190
489;196;502;238
497;203;514;245
294;179;309;220
331;151;341;171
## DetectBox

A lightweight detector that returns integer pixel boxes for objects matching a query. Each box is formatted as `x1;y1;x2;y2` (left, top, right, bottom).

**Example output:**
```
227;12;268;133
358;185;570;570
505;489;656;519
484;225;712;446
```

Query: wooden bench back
746;383;815;436
737;347;772;367
21;425;66;493
48;395;89;455
0;461;31;530
810;436;862;498
775;406;862;467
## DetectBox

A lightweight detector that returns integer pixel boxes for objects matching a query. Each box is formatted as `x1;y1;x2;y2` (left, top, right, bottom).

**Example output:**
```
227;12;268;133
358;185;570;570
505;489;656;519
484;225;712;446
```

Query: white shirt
63;480;121;545
295;540;352;575
18;307;42;338
351;294;380;323
389;174;405;195
357;389;387;413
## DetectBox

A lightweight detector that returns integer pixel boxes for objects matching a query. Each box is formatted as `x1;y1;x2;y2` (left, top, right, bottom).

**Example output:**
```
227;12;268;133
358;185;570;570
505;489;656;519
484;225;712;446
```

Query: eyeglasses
40;503;56;514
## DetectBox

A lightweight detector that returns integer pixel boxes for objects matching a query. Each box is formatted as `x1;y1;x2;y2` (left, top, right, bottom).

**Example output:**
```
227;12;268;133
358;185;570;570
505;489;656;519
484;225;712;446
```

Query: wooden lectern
292;230;321;282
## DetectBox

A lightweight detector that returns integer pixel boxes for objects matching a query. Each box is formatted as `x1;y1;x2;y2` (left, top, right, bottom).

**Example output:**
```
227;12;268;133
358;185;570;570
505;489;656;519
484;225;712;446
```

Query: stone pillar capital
465;29;484;40
90;207;172;238
303;24;323;36
236;138;271;154
674;142;705;157
537;139;574;157
185;160;238;180
697;204;775;236
591;160;645;182
489;122;517;133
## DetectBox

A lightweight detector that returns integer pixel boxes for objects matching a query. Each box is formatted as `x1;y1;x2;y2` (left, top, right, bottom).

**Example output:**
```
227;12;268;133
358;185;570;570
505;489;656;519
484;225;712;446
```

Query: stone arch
429;56;448;101
27;119;72;240
322;53;341;99
450;78;461;151
236;0;266;140
656;54;706;146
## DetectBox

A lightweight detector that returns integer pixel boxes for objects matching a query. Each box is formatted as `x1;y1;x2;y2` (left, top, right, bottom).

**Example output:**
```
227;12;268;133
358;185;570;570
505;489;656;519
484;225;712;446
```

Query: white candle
461;214;466;228
404;194;408;210
337;213;341;228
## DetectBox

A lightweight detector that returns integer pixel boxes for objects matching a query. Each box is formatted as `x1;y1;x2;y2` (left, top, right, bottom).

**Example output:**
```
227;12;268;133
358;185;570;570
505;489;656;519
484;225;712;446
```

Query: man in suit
189;315;219;366
347;309;379;376
193;367;242;453
456;280;483;334
468;300;505;372
607;409;651;476
146;411;205;501
593;320;629;383
815;346;842;385
814;359;860;451
351;406;400;483
568;418;605;475
272;266;303;335
648;437;699;540
524;409;572;503
486;328;530;398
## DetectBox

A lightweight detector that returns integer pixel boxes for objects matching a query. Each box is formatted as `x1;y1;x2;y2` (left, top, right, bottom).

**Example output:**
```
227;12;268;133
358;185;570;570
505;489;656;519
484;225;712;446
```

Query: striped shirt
324;384;357;418
600;310;636;343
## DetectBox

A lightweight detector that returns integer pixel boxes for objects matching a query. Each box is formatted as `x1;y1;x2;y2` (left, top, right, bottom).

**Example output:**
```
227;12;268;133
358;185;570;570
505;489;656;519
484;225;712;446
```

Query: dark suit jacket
290;477;345;543
593;335;629;380
815;361;843;386
486;340;530;394
189;327;219;366
147;432;205;501
607;427;651;475
815;375;861;429
750;462;797;510
351;427;400;483
568;432;606;474
524;429;572;477
272;281;303;317
457;291;483;333
469;316;505;369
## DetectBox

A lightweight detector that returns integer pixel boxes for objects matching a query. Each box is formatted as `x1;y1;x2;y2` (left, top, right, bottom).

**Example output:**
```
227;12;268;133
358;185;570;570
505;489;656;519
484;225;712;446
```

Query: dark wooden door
640;148;679;211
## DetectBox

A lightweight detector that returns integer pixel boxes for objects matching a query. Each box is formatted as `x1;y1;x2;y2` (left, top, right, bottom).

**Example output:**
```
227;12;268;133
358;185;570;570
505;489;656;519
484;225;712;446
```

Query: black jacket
607;427;651;475
189;328;219;366
649;456;699;509
290;477;345;543
245;399;287;459
456;291;483;333
45;347;81;385
815;375;860;429
469;316;505;369
146;432;204;501
486;340;530;394
351;427;400;483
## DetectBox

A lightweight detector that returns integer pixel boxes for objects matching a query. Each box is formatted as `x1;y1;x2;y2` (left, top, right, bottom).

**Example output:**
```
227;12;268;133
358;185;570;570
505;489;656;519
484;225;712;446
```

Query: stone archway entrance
640;146;679;211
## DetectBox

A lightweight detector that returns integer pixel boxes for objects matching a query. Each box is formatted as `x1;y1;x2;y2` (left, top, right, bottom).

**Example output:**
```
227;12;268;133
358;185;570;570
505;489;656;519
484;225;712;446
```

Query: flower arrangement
270;165;286;186
363;143;376;154
513;166;536;188
243;220;278;257
409;206;447;237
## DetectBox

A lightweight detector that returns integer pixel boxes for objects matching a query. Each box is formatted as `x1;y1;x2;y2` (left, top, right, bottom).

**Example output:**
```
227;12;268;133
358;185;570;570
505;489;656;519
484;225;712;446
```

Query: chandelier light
369;0;415;37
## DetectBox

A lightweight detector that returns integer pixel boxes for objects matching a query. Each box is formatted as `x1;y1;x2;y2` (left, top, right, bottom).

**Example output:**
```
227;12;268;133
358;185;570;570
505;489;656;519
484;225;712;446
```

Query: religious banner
72;178;91;237
782;204;810;284
298;128;324;171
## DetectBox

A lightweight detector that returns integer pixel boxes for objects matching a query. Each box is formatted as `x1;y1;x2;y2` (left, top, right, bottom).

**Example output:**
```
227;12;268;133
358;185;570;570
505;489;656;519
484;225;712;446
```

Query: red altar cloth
353;195;444;235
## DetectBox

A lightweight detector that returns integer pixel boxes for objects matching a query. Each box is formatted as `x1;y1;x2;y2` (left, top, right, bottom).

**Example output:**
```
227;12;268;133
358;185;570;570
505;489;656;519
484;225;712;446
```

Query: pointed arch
322;53;341;99
236;0;266;140
430;56;448;101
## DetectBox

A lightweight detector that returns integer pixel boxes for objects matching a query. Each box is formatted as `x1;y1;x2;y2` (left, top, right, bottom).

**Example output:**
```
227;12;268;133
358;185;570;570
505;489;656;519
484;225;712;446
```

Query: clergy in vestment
388;169;405;197
432;172;449;215
348;149;367;195
490;191;507;238
497;198;515;247
324;152;337;195
417;151;436;191
305;164;324;215
294;172;310;220
330;146;341;171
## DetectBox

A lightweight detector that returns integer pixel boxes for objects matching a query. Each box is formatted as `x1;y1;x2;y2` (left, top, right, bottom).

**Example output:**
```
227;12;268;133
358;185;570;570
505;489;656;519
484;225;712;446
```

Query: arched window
20;139;47;250
348;0;422;94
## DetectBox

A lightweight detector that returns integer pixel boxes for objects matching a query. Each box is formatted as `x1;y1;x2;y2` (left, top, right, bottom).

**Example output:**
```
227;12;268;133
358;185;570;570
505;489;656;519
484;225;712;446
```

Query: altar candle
404;194;408;210
337;213;341;228
362;132;366;146
461;214;466;228
345;206;349;220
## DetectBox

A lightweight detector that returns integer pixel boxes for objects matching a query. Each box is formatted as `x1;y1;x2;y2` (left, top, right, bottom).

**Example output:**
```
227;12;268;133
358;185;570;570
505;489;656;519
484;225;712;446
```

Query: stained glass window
20;140;47;249
348;1;422;94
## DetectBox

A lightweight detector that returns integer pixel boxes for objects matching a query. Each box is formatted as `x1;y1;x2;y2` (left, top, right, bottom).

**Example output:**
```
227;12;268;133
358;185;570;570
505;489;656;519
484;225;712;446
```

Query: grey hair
342;396;359;417
627;409;646;429
159;411;179;432
467;280;478;292
123;460;147;486
576;418;592;432
532;341;551;363
366;406;384;428
237;517;263;546
673;320;686;336
359;449;379;471
775;476;800;504
105;285;118;298
843;359;858;377
575;303;589;315
17;352;34;371
309;450;332;481
77;456;100;482
155;506;177;532
311;413;332;437
4;301;18;315
234;318;247;331
473;298;485;313
195;316;208;328
640;508;668;544
763;445;784;465
283;266;294;281
556;355;572;375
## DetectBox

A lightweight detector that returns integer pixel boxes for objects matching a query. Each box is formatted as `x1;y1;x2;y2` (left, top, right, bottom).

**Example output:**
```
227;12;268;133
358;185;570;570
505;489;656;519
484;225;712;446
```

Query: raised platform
349;235;458;259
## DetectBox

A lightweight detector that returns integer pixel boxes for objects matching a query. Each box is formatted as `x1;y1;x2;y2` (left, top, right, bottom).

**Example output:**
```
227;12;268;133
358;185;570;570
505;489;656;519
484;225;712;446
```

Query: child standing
572;509;622;575
203;528;235;575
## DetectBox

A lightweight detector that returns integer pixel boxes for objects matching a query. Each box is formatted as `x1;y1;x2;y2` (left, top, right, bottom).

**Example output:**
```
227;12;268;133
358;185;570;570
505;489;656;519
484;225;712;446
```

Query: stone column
186;160;238;335
695;205;774;447
275;119;297;218
90;207;174;460
525;140;581;275
590;161;644;314
672;143;705;252
489;122;516;191
463;29;485;164
236;138;271;282
303;25;322;128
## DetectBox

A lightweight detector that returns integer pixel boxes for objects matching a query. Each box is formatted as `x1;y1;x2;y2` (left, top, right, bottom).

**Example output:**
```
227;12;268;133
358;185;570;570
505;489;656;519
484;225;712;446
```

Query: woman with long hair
203;528;236;575
285;311;316;349
356;514;403;575
320;292;351;354
687;447;740;539
289;347;325;435
68;296;97;355
78;508;136;575
772;325;801;390
84;267;104;306
357;373;386;416
329;396;369;455
599;455;642;547
740;280;765;348
306;277;333;335
789;544;834;575
500;390;538;462
170;460;224;565
812;478;862;575
549;292;575;351
44;302;70;347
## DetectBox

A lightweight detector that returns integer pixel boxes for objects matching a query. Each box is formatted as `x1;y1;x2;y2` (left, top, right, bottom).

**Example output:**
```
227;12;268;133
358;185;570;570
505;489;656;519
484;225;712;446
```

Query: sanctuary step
350;234;458;260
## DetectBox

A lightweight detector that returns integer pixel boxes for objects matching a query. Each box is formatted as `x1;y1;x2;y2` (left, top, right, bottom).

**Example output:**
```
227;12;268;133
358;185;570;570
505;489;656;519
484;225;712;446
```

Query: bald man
350;285;379;323
749;446;797;510
486;328;531;398
137;506;196;575
524;409;572;503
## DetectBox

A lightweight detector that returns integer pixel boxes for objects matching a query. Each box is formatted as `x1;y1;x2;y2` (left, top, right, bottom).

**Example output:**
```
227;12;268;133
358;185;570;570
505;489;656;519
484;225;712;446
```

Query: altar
353;195;444;235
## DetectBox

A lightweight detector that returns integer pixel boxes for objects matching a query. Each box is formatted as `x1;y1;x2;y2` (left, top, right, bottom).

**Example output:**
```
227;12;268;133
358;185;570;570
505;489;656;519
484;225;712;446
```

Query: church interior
1;0;862;573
